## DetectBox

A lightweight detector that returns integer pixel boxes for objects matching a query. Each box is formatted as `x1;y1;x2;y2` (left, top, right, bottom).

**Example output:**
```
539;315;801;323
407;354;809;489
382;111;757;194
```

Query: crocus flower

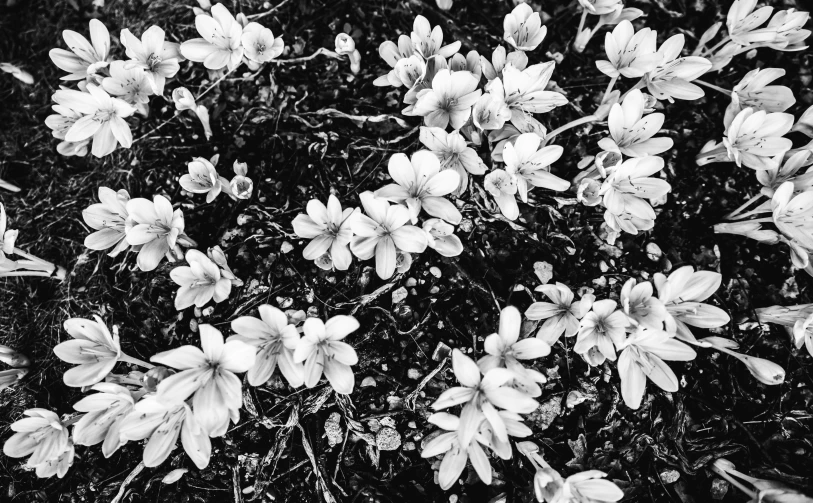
535;467;625;503
335;33;356;55
701;336;786;386
179;155;231;203
503;133;569;202
292;315;359;394
653;266;730;343
241;22;284;63
503;3;547;52
101;60;153;106
723;68;796;130
764;9;811;51
604;209;655;235
411;69;482;130
180;3;244;71
172;87;197;111
52;84;135;158
500;62;568;132
72;383;135;457
125;195;188;272
423;218;464;257
53;316;121;387
645;34;711;102
44;103;90;157
721;108;795;170
421;412;494;490
617;328;696;409
484;169;519;220
229;305;303;387
726;0;776;46
0;344;29;368
598;89;673;157
49;19;110;81
170;249;233;310
601;156;671;221
620;278;667;329
121;25;182;94
375;151;462;224
771;181;813;254
0;369;27;392
292;194;358;271
118;397;211;469
756;150;813;197
578;0;622;16
480;45;528;82
472;81;512;133
410;15;461;59
432;349;538;447
596;20;660;79
151;325;256;436
31;442;74;479
419;127;486;195
0;62;33;85
374;34;416;87
350;192;428;279
3;409;70;469
574;299;629;364
82;187;131;257
792;312;813;357
526;283;595;344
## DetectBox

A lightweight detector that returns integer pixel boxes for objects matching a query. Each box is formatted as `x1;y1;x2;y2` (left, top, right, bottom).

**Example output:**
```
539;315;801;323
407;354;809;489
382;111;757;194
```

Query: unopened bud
573;28;593;53
334;33;356;55
142;366;173;392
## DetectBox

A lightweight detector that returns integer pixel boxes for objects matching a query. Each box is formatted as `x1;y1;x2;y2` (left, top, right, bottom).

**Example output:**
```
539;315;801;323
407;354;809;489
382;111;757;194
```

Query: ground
0;0;812;501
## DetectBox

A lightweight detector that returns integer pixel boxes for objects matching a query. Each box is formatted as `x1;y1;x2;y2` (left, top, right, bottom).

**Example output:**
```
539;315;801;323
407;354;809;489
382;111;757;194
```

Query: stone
375;427;401;451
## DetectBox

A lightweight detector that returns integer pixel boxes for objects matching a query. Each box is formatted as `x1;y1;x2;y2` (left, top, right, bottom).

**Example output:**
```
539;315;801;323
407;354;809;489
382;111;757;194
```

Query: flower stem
725;193;766;220
695;79;732;97
10;248;65;279
709;464;757;499
618;79;645;102
704;35;732;56
576;9;588;36
119;353;154;370
197;66;239;101
602;75;618;103
273;48;341;65
544;115;598;144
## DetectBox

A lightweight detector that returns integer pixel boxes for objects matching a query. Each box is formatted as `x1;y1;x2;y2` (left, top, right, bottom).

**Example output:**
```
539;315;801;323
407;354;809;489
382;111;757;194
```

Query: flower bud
0;346;30;368
233;160;248;176
230;175;253;200
349;50;361;74
315;252;333;271
436;0;453;11
740;354;785;385
172;87;197;112
194;105;212;140
577;178;602;206
0;368;27;391
334;33;356;55
573;28;593;53
142;366;173;392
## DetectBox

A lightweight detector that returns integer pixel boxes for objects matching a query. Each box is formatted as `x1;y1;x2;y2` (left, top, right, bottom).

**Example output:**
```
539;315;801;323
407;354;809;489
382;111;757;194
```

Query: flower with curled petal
292;315;359;394
151;324;256;437
503;133;569;202
419;127;486;195
49;19;110;81
764;9;811;51
180;155;231;203
3;409;70;472
503;3;547;52
292;194;358;271
723;68;796;131
645;34;711;102
410;15;461;59
574;299;629;365
374;34;416;87
526;283;595;344
620;278;668;329
423;218;464;257
121;25;182;94
421;412;494;490
598;89;673;157
125;194;190;272
653;265;730;343
82;187;131;257
411;69;482;130
229;305;303;387
722;108;794;170
601;156;671;221
180;4;244;71
596;20;660;79
726;0;776;46
170;249;234;310
71;383;135;457
53;316;121;387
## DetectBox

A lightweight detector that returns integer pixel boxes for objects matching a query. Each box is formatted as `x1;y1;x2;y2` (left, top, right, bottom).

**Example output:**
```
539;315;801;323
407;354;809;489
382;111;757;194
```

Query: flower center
147;54;163;70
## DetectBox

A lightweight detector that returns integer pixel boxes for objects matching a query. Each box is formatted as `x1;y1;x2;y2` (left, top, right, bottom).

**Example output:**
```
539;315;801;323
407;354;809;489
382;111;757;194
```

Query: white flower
44;102;90;157
480;45;528;82
764;9;811;51
644;34;711;102
723;108;794;170
118;398;211;469
52;84;135;158
423;218;464;257
726;0;776;46
410;15;461;59
617;328;696;409
654;266;730;343
49;19;110;81
3;409;70;469
411;69;482;130
419;127;486;195
535;467;625;503
180;3;245;71
180;155;231;203
578;0;622;16
756;150;813;197
170;249;233;310
72;383;134;457
241;22;284;63
421;412;494;490
82;187;131;257
121;25;182;94
31;442;74;479
620;278;667;329
292;315;359;394
503;3;547;51
601;156;671;221
574;299;629;364
229;305;303;387
500;62;568;132
701;336;786;386
472;80;512;132
771;181;813;258
125;194;188;272
484;169;519;220
292;195;358;271
374;34;416;87
598;89;673;157
596;20;660;78
350;192;428;279
375;151;461;224
101;61;153;108
526;283;594;344
503;133;569;202
604;209;655;235
792;312;813;357
335;33;356;55
723;68;796;131
53;316;121;387
151;324;256;436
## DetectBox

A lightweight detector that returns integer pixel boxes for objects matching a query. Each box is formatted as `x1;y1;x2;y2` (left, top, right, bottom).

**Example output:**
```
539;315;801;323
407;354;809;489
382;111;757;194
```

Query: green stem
618;79;646;102
709;465;757;499
119;353;154;370
704;35;732;56
544;115;598;144
197;66;238;101
602;75;618;103
726;194;766;220
695;79;732;97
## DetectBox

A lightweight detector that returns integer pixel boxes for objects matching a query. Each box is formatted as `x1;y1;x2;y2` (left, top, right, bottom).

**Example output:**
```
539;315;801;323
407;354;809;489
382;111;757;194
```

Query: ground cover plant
0;0;812;501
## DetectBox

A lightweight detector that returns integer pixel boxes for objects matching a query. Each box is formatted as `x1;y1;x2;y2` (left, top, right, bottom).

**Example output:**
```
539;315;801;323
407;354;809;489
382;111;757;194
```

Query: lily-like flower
484;169;520;220
713;220;780;244
423;218;464;257
241;22;284;63
125;194;190;272
3;409;70;469
771;181;813;255
0;369;27;392
503;3;547;52
53;316;121;387
152;325;255;436
118;397;211;469
52;84;136;158
44;102;90;157
574;299;629;364
374;34;416;87
480;46;528;82
49;19;110;81
292;315;359;394
701;336;786;385
535;467;625;503
503;133;568;202
653;266;730;343
180;155;231;203
792;312;813;357
229;305;303;387
229;160;252;199
170;249;233;310
724;68;796;132
764;9;811;52
101;61;153;108
596;20;660;79
350;192;428;279
0;344;30;368
726;0;776;46
82;186;131;257
180;3;244;71
604;208;655;235
121;25;182;94
617;328;696;409
598;89;673;157
578;0;622;16
411;69;482;130
421;412;494;490
526;283;595;344
756;150;813;197
601;156;671;221
500;62;568;133
72;383;135;457
292;194;358;271
620;278;667;329
419;127;486;195
645;34;711;102
410;15;461;59
375;151;462;224
432;349;538;448
472;80;513;132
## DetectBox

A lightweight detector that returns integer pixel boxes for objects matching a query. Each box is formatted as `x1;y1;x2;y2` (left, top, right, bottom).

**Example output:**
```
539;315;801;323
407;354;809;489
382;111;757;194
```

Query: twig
111;462;145;503
405;358;447;411
246;0;293;20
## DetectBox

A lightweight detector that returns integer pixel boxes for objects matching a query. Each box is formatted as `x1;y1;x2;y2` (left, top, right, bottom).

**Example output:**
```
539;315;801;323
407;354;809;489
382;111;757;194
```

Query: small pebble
429;267;441;278
280;241;294;254
407;368;422;380
375;427;401;451
361;376;377;388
